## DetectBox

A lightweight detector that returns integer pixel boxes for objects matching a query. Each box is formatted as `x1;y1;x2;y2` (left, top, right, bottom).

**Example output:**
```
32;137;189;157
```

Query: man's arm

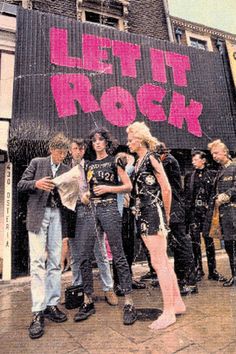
17;158;54;192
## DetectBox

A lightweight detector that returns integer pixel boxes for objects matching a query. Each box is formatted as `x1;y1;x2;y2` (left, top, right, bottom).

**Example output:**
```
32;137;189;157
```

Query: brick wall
32;0;77;19
3;0;169;40
127;0;169;40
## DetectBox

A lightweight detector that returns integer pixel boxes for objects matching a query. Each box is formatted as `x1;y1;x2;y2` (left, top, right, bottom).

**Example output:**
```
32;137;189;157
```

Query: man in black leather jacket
185;150;226;282
160;144;198;295
205;140;236;287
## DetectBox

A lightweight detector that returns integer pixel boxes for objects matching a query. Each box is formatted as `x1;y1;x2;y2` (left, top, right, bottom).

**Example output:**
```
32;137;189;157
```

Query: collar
72;158;85;168
50;156;60;169
196;167;206;173
223;160;232;169
80;158;85;168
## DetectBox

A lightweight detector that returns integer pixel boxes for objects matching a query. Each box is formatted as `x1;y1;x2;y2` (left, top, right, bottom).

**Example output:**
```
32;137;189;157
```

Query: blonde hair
208;139;229;155
126;122;159;152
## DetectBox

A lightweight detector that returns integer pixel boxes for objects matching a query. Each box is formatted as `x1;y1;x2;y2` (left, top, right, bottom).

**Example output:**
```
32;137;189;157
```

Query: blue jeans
77;201;132;295
28;207;62;313
69;205;113;291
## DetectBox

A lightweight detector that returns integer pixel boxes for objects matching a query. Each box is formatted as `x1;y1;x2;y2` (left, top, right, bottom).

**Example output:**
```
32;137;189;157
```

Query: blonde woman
127;122;185;330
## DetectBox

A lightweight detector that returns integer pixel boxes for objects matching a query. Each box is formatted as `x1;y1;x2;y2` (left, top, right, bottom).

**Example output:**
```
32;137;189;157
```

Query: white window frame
185;30;213;52
81;9;125;31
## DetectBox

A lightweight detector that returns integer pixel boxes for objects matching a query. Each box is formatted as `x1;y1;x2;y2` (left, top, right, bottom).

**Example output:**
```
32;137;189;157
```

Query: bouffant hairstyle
126;122;159;152
208;139;229;156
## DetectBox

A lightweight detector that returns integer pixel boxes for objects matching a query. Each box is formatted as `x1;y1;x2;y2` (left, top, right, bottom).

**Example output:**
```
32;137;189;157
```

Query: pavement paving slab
0;253;235;354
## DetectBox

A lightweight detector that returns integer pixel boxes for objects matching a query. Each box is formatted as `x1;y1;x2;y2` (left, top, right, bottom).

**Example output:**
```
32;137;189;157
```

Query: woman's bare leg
142;233;185;330
166;261;186;315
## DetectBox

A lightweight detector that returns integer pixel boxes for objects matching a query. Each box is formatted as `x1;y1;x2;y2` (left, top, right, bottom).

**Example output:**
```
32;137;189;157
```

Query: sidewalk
0;253;235;354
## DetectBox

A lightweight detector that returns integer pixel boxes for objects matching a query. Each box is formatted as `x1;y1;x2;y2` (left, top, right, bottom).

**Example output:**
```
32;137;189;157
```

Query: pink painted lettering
50;28;83;67
82;34;112;74
50;74;100;117
137;84;167;121
165;52;190;87
100;86;136;126
49;26;204;137
150;49;167;83
112;41;141;78
168;92;203;137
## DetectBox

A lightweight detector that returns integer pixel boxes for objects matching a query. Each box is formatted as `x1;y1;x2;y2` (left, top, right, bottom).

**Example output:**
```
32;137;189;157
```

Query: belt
90;198;116;205
195;200;207;207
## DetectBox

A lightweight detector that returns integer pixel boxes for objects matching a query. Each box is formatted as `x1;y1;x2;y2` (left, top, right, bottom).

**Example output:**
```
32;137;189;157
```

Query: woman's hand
93;185;110;196
81;191;91;205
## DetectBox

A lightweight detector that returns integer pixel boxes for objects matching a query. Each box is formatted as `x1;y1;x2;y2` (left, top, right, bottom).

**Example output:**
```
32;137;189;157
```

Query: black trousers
113;207;135;285
76;202;132;295
168;222;196;286
224;240;236;277
189;219;216;275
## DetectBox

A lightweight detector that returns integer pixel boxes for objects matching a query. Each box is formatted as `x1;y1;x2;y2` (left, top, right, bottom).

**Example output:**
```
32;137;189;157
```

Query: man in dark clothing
159;144;198;295
206;140;236;287
185;150;226;282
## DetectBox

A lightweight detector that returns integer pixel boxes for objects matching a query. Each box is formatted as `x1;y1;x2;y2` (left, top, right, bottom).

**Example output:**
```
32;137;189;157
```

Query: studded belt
90;198;116;206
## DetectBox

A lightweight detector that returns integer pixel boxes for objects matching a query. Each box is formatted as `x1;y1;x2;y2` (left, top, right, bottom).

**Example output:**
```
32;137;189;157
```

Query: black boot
44;305;67;323
74;302;96;322
196;268;205;282
28;312;44;339
208;270;227;282
180;284;198;296
223;277;236;287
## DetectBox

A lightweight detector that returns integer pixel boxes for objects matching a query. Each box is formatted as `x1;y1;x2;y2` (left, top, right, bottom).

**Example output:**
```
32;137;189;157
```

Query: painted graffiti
50;28;203;137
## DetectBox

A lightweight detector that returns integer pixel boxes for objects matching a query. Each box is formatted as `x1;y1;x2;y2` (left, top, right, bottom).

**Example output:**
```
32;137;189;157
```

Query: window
85;11;119;28
185;30;213;52
190;37;207;51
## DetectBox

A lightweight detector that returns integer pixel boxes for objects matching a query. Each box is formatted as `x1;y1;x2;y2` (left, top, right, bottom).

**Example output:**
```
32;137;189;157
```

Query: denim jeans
28;207;62;313
77;201;132;295
113;207;135;285
69;204;113;291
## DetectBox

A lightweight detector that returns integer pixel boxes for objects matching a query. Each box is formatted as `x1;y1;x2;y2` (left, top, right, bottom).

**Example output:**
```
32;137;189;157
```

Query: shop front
7;7;236;277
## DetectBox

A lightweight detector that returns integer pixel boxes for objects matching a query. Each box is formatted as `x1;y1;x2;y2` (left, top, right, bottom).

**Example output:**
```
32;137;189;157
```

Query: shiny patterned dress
131;152;169;238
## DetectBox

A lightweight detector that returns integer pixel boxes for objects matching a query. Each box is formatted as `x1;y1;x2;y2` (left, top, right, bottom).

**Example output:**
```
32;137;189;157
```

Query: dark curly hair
86;127;118;159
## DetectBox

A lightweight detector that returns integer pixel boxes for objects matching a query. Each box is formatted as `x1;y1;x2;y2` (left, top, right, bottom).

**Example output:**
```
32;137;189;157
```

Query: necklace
135;152;148;173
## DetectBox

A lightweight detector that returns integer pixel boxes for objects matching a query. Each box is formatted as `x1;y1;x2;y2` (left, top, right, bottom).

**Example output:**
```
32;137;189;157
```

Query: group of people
17;122;236;340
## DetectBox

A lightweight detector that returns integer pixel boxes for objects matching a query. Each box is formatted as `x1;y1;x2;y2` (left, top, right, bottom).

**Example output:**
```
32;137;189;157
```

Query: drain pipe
162;0;174;43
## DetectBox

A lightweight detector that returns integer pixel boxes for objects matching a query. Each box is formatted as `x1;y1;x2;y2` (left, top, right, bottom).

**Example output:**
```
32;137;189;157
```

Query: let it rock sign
50;28;203;137
12;8;236;149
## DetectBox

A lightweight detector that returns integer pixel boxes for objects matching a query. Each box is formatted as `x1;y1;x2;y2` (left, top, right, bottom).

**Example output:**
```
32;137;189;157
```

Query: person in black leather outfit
159;144;198;296
185;150;226;283
127;122;185;331
205;140;236;287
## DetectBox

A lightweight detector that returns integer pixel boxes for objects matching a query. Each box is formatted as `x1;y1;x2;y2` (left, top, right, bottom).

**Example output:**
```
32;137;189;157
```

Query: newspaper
53;165;82;211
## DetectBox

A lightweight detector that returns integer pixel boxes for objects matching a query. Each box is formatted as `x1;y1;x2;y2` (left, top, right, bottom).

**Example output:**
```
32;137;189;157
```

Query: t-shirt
86;155;119;200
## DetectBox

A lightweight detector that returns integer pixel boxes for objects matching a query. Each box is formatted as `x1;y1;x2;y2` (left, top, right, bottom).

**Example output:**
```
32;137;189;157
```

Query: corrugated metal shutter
11;8;236;152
